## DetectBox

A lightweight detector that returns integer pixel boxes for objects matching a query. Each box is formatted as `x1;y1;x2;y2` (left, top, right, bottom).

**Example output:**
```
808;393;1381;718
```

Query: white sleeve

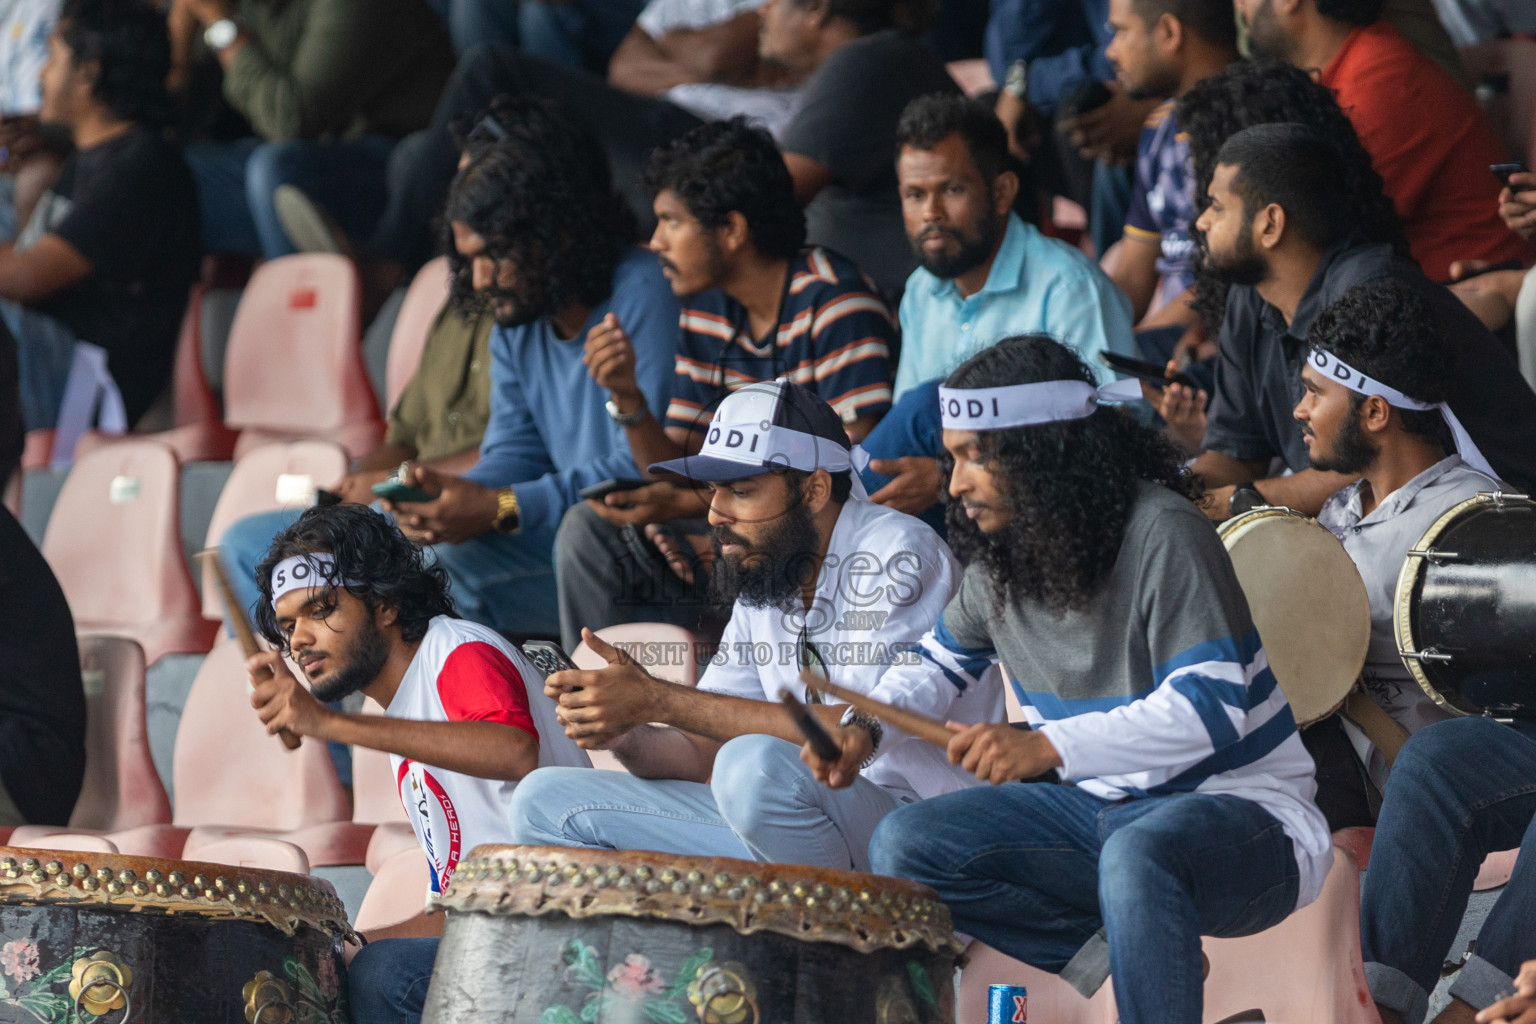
695;609;764;700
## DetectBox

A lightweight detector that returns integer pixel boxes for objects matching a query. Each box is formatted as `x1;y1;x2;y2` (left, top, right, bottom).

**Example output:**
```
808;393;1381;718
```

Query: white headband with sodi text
938;377;1144;431
1306;349;1495;479
269;553;360;604
698;421;873;499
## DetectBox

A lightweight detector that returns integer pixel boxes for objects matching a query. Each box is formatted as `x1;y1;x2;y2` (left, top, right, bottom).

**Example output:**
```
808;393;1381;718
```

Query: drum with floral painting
0;847;351;1022
423;845;961;1024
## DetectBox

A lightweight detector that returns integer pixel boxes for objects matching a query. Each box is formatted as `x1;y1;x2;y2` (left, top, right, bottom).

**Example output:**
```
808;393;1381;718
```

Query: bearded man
508;379;999;871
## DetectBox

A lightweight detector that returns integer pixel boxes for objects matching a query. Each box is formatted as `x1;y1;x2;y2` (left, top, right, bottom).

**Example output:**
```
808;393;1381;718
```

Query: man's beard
1202;226;1268;287
485;281;552;329
1307;407;1378;475
706;501;822;609
913;212;1001;281
306;613;390;703
1123;55;1180;101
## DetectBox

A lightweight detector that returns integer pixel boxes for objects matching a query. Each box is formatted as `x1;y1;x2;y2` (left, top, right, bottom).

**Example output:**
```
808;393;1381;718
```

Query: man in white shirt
245;503;587;1024
509;380;998;870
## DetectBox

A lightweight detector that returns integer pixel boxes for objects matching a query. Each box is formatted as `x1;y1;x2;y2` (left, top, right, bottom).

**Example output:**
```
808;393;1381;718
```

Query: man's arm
607;11;763;95
0;236;91;304
782;152;833;206
1190;450;1356;518
1102;237;1160;324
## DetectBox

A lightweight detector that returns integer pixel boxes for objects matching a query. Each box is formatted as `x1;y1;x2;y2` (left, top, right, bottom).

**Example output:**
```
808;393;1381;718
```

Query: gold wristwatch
492;488;520;535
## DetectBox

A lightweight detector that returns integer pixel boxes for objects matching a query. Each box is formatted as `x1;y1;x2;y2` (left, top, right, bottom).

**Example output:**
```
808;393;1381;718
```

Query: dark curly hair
1177;59;1405;331
793;0;938;34
441;95;637;318
1308;279;1454;445
642;117;806;261
941;335;1203;612
58;0;173;127
896;93;1010;183
254;505;456;654
1315;0;1385;25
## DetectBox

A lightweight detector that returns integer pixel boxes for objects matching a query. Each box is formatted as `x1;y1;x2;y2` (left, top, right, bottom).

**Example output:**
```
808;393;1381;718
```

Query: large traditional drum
1218;507;1371;725
423;846;962;1024
1394;491;1536;718
0;847;350;1023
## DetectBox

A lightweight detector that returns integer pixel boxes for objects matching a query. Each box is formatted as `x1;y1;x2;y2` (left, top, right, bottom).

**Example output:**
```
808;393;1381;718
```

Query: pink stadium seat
365;824;418;874
190;835;310;874
13;835;120;855
957;941;1117;1024
352;698;410;826
385;257;451;413
20;428;53;471
199;440;349;620
9;637;170;849
573;624;703;772
41;439;216;666
221;254;382;459
355;848;432;934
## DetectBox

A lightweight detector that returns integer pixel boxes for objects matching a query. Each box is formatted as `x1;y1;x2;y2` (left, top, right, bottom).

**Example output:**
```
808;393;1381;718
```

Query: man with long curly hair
811;333;1330;1024
248;504;588;1024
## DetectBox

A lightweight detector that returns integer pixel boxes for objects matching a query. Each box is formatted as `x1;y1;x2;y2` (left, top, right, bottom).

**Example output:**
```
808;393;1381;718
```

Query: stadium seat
384;256;451;413
221;254;382;459
41;439;216;666
191;835;310;874
13;835;120;855
198;440;348;620
573;624;703;772
10;637;170;849
19;428;53;471
355;848;433;934
351;698;415;872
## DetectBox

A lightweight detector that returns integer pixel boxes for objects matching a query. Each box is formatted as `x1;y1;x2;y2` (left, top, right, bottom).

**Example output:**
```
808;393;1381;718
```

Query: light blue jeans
508;734;910;872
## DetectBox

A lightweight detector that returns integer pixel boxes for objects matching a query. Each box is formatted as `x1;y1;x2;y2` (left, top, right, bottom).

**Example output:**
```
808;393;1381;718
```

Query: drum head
1220;509;1370;725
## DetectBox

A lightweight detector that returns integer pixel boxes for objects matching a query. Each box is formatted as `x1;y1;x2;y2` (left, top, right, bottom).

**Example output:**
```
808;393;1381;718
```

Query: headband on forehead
937;377;1144;432
1306;349;1495;479
269;553;359;604
697;421;873;499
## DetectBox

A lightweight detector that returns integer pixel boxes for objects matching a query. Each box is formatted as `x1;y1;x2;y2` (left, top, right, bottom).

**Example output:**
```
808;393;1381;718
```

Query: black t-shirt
779;30;959;299
1204;240;1536;492
0;506;84;825
29;127;200;425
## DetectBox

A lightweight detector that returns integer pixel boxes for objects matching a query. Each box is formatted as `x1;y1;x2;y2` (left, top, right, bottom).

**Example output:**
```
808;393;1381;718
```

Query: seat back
574;624;702;772
41;440;208;660
190;835;310;874
70;637;172;831
222;255;379;435
18;834;120;854
385;257;451;412
173;286;221;430
352;698;408;825
199;440;349;619
171;638;350;831
355;848;431;932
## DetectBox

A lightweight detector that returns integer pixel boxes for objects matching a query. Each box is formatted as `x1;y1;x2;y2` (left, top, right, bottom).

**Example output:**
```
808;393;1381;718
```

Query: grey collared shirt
1318;456;1504;766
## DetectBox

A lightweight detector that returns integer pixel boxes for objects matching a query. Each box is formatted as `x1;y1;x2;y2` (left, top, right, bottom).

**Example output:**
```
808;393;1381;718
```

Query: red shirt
1321;22;1531;280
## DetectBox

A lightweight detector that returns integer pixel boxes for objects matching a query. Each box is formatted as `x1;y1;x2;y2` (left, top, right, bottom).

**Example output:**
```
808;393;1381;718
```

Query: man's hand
548;629;664;748
994;90;1039;163
0;116;48;172
1059;83;1159;165
586;480;709;526
247;651;334;739
1150;382;1207;454
332;469;390;507
946;722;1062;785
647;524;715;584
1499;172;1536;242
1477;960;1536;1024
584;313;644;407
381;465;498;546
868;457;941;515
799;723;875;790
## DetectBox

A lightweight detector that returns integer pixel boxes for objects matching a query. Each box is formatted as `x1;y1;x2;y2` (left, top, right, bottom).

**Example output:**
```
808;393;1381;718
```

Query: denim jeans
1361;717;1536;1024
1;298;78;431
517;0;647;71
348;937;438;1024
870;784;1299;1024
184;134;396;259
508;734;909;871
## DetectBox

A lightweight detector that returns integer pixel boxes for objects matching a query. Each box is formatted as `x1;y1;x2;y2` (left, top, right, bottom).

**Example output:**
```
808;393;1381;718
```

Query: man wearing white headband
247;504;588;1024
850;335;1328;1024
509;379;997;872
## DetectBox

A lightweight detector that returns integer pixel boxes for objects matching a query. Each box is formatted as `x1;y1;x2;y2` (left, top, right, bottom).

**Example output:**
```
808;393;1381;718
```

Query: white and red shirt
386;616;589;894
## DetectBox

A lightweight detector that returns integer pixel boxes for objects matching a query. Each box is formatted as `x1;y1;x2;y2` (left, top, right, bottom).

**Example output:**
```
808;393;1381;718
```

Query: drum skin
422;846;961;1024
1395;493;1536;717
0;848;350;1024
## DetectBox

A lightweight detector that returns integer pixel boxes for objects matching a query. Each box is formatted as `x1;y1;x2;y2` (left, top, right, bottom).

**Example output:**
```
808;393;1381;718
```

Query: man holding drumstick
814;334;1330;1024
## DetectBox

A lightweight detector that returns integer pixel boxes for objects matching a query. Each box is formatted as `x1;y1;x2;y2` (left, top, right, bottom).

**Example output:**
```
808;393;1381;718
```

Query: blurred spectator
173;0;452;258
0;502;84;827
0;323;18;492
1239;0;1530;280
518;0;650;71
0;0;197;434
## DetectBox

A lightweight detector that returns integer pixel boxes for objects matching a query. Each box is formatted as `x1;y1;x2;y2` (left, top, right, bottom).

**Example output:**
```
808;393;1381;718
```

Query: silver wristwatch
605;398;649;427
203;17;241;51
839;705;884;767
1003;58;1030;100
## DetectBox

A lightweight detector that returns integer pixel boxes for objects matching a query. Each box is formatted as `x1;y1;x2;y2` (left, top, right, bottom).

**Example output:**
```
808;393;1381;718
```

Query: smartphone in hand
1492;162;1530;188
371;464;434;504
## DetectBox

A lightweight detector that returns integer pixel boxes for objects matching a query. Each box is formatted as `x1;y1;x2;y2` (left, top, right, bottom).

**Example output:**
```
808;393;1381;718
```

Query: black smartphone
371;464;434;504
522;640;579;679
1058;80;1113;120
1492;162;1529;187
579;477;650;502
1099;351;1198;390
779;688;842;762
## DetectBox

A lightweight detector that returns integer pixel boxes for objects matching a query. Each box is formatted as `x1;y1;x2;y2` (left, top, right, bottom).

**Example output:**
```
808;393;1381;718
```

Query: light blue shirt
893;213;1135;399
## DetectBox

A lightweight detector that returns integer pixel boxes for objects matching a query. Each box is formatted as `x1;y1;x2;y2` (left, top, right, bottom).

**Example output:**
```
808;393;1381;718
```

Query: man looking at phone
510;380;1001;872
247;504;589;1024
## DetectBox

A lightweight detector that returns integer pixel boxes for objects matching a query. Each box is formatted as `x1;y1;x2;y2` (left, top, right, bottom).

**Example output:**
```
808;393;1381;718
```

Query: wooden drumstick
798;669;955;749
202;550;302;750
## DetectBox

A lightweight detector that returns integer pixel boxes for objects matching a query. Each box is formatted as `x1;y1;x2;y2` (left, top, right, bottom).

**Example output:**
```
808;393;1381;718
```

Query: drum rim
1393;490;1533;718
437;845;963;957
0;847;355;941
1215;504;1313;541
